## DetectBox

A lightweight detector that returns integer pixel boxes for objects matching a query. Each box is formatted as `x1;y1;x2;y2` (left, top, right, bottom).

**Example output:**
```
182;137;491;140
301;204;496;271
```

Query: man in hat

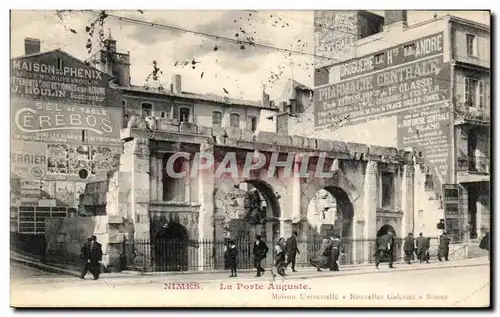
285;231;300;272
252;235;269;277
416;232;428;263
403;233;415;264
438;231;451;262
80;235;103;280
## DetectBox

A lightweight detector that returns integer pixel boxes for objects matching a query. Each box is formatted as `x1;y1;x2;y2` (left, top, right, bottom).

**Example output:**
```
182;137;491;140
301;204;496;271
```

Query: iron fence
123;236;456;272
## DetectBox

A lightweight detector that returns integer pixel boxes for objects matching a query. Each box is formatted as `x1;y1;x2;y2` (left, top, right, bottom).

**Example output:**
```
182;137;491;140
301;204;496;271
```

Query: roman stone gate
102;120;414;270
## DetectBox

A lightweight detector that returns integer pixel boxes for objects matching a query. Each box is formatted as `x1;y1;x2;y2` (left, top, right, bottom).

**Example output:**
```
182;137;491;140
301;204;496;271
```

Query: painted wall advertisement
10;57;110;106
314;33;449;127
397;103;453;184
314;11;358;69
11;140;121;182
11;98;122;146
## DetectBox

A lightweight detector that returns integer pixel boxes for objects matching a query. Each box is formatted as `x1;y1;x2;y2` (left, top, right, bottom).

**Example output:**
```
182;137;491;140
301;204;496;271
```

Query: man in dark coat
403;233;415;264
252;235;269;277
329;234;344;271
311;236;333;271
80;235;103;280
375;231;395;269
438;231;451;261
285;231;300;272
479;232;490;260
416;232;428;263
226;240;239;277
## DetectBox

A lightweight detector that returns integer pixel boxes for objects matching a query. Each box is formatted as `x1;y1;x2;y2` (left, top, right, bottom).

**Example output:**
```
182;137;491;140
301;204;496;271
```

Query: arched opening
213;179;281;269
377;224;397;237
304;186;354;265
306;186;354;239
154;222;189;271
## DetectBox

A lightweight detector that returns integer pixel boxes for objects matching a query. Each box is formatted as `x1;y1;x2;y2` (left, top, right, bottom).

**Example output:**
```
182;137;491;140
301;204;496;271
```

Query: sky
10;10;316;102
10;10;490;103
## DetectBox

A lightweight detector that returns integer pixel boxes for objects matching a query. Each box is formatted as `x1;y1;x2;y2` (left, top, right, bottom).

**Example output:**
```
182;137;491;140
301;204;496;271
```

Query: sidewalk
11;250;490;285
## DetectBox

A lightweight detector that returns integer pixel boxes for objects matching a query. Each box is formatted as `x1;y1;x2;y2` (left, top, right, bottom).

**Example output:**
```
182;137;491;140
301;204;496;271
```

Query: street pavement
10;257;490;308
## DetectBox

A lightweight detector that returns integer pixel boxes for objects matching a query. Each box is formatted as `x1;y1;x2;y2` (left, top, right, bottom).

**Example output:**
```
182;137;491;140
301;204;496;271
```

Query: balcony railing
455;105;490;123
457;156;490;173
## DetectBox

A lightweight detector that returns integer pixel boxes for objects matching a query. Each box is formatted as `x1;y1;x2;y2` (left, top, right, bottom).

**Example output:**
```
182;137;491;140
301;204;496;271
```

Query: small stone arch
377;224;397;237
153;221;190;271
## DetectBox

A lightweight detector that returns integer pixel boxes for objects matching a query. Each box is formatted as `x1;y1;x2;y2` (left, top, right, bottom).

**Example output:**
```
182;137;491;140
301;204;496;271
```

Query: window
230;113;240;128
380;172;394;209
179;107;191;123
466;34;478;57
247;116;257;132
56;57;63;70
141;102;153;117
212;111;222;127
464;78;485;108
160;111;167;118
358;12;384;39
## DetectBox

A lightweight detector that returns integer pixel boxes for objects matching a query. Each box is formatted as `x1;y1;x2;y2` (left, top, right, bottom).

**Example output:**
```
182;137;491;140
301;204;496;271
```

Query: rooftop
118;84;279;110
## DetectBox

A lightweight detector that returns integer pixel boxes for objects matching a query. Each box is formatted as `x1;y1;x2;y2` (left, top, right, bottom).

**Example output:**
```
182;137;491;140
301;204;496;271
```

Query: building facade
87;36;278;134
287;11;490;241
10;38;123;235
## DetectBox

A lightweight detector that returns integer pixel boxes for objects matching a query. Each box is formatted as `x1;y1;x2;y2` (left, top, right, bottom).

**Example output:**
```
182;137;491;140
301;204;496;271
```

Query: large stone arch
300;172;360;222
213;169;286;243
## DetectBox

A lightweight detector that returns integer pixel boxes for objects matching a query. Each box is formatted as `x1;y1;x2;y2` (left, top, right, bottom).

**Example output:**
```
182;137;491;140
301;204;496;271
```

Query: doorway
154;222;189;271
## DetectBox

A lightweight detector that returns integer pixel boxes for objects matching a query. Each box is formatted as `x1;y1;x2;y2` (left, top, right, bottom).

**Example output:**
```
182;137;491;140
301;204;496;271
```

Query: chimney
172;74;182;93
384;10;408;28
25;38;41;55
262;92;270;107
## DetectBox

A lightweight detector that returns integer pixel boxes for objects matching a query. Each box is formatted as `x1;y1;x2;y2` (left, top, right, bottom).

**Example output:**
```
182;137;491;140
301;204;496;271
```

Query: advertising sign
11;140;121;182
397;103;453;184
314;11;359;69
314;56;451;127
10;58;109;106
11;141;47;180
336;32;444;81
11;98;122;146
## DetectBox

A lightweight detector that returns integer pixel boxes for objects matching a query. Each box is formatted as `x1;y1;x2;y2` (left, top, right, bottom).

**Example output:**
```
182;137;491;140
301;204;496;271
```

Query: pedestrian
424;236;431;263
403;233;415;264
310;235;332;272
416;232;427;263
226;240;239;277
479;231;490;260
329;234;344;271
271;238;287;281
80;235;103;280
252;235;269;277
285;231;300;273
375;230;395;269
438;231;450;262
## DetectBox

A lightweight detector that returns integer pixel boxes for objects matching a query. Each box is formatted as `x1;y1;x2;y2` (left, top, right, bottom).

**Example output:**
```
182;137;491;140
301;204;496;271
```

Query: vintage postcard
9;9;491;308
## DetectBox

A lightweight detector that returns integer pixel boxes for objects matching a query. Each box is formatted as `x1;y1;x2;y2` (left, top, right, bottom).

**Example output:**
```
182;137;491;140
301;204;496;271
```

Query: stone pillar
184;159;191;202
197;143;215;270
476;195;490;238
130;138;151;267
157;155;163;201
401;164;414;236
150;156;158;201
291;156;302;223
363;161;378;263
